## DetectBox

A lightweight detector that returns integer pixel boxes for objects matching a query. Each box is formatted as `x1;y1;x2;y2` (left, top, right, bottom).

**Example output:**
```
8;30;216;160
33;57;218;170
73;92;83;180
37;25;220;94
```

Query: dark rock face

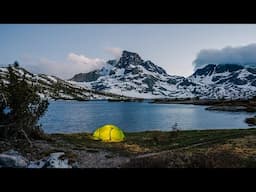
228;74;247;85
215;64;244;73
115;51;166;75
251;80;256;87
116;50;144;69
212;76;223;82
247;68;256;74
109;70;116;76
194;64;244;77
159;87;167;91
141;61;167;75
131;67;142;75
230;78;247;85
246;75;256;81
167;79;178;85
142;77;157;91
216;78;229;84
193;64;216;76
179;79;196;87
123;67;142;75
213;73;247;85
91;83;110;91
70;71;100;82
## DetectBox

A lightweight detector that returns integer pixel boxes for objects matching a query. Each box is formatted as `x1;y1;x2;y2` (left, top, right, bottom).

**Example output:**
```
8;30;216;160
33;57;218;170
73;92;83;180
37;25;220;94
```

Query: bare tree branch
20;129;33;147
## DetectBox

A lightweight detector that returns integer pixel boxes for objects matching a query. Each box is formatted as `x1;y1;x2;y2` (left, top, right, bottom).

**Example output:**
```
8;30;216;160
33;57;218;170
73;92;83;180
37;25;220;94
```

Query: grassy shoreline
1;128;256;167
52;128;256;155
46;128;256;167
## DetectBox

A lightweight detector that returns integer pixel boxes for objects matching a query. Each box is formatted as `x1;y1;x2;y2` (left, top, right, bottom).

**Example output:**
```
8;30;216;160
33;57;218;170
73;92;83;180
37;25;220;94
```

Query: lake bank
151;98;256;113
151;98;256;106
1;128;256;168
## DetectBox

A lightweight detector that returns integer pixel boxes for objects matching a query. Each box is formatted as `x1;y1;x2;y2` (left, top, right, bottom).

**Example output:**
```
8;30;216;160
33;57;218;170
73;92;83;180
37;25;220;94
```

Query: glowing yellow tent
92;124;125;142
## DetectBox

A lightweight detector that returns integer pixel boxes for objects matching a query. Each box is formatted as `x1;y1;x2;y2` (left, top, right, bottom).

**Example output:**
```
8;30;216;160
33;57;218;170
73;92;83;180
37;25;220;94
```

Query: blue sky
1;24;256;79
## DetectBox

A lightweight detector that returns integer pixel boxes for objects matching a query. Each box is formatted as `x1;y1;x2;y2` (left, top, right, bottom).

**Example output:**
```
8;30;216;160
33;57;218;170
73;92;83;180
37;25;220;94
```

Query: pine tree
0;63;49;139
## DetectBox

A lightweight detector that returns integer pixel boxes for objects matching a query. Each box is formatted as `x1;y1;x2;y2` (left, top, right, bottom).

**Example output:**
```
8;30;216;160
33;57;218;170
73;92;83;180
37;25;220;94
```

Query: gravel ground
72;150;129;168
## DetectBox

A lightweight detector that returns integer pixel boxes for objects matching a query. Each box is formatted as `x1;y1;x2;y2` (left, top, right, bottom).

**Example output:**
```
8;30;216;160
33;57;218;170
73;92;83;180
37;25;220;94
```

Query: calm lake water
40;100;253;133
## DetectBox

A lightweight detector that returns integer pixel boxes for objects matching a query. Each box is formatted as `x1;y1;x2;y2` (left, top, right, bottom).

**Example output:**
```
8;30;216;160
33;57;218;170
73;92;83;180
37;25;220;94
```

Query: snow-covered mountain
0;66;129;100
186;64;256;99
2;51;256;100
69;50;256;99
70;50;186;98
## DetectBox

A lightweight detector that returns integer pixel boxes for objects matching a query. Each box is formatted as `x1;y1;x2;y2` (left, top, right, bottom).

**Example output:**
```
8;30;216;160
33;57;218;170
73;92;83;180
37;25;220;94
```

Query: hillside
0;66;129;100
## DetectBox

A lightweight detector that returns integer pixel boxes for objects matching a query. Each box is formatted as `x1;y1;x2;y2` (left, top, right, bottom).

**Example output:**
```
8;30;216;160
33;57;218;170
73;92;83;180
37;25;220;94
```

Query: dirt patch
73;150;129;168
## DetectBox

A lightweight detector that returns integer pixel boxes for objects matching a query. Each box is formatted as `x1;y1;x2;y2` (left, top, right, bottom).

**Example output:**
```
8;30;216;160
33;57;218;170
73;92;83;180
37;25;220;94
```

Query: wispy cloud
18;48;124;79
104;47;122;60
193;43;256;69
67;53;105;72
20;53;106;79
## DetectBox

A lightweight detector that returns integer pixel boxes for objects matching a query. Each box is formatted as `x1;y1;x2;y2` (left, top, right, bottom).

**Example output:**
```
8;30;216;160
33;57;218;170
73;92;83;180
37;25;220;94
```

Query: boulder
0;150;28;168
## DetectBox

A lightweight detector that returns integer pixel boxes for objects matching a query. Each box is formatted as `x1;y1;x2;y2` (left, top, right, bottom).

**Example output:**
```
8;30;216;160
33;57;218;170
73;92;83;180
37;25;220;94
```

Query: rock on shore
0;150;28;168
0;150;71;168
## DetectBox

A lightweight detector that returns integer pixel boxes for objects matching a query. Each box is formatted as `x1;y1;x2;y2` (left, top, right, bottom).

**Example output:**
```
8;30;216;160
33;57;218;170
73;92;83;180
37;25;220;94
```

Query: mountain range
69;50;256;99
1;50;256;100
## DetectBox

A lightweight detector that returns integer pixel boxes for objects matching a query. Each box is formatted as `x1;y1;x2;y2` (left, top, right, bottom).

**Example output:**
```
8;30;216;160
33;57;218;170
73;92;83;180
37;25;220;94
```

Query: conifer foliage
0;62;49;139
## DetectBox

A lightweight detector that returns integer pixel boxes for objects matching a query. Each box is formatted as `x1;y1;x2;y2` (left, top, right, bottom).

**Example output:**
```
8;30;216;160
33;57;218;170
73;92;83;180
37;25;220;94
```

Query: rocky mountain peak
69;51;256;99
116;50;144;68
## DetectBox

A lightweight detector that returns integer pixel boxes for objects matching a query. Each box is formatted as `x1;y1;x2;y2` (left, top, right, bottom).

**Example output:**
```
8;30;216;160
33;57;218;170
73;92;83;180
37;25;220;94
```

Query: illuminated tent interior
92;124;125;142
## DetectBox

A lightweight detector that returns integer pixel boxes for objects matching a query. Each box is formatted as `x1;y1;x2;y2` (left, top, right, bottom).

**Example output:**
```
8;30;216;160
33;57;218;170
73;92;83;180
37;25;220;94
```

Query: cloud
20;53;105;79
104;47;122;60
67;53;105;72
193;43;256;69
